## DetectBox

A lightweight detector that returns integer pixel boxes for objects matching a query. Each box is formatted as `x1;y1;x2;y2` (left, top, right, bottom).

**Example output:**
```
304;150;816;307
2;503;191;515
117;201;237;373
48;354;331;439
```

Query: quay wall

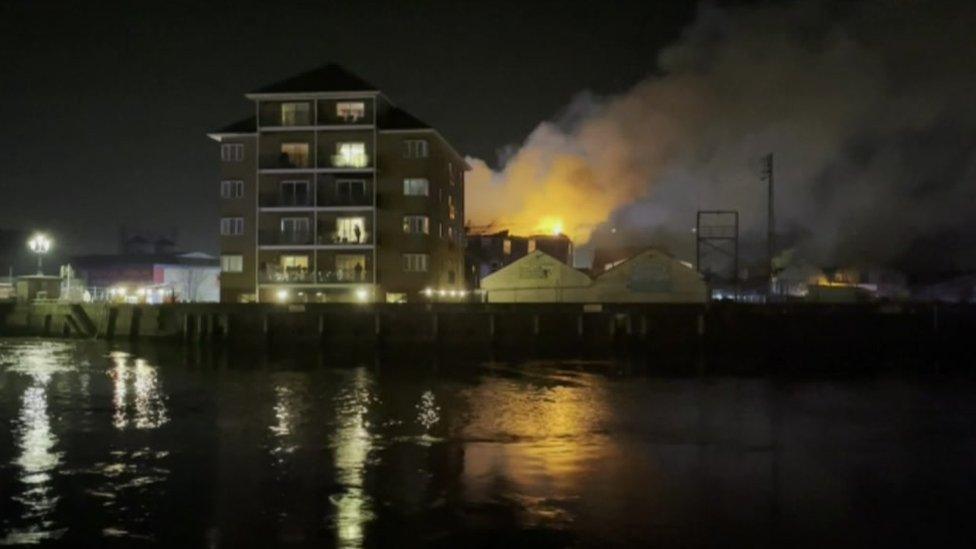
0;301;972;359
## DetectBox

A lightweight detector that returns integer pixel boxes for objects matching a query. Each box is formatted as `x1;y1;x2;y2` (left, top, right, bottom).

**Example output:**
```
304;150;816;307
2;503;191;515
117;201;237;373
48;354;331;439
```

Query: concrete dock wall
0;301;972;358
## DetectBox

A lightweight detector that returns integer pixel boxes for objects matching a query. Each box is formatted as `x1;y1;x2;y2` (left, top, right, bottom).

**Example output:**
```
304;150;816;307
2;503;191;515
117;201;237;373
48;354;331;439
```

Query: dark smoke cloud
467;0;976;273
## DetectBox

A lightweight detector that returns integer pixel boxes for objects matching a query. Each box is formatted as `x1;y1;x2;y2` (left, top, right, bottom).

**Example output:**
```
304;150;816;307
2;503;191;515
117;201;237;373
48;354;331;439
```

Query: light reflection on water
1;342;71;545
330;367;375;548
1;339;975;547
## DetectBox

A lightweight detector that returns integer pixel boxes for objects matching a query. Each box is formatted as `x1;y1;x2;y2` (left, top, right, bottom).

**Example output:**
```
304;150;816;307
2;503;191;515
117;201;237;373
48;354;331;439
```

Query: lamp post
27;233;52;275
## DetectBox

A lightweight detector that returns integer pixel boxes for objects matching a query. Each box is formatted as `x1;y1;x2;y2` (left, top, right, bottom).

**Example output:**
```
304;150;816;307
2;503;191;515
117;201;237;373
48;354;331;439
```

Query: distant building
71;249;219;303
481;249;707;303
465;230;573;289
208;63;467;304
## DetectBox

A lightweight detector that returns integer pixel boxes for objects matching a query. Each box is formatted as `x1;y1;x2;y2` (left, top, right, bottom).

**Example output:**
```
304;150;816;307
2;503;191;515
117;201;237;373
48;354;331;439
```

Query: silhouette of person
353;224;362;243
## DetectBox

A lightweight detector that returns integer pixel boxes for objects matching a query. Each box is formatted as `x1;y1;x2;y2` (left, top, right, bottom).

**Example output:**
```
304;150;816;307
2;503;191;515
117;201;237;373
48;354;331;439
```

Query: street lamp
27;233;52;275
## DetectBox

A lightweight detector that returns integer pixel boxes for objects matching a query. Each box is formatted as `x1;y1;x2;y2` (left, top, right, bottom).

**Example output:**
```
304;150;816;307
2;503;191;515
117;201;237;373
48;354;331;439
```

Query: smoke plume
466;0;976;273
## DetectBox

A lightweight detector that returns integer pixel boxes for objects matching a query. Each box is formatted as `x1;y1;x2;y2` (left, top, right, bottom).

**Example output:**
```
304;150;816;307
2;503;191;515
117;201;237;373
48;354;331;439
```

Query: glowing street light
27;233;52;274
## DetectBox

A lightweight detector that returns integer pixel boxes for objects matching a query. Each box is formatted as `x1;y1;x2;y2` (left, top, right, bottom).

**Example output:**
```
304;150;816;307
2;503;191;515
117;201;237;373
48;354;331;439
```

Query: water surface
0;338;974;547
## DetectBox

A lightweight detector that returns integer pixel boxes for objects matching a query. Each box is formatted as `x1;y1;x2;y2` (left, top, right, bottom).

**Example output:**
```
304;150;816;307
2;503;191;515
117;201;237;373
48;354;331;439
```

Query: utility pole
763;154;775;300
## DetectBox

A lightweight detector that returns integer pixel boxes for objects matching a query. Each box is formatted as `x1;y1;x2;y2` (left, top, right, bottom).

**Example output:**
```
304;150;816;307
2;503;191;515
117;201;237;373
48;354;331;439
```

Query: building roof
379;107;430;130
251;63;378;94
213;116;257;135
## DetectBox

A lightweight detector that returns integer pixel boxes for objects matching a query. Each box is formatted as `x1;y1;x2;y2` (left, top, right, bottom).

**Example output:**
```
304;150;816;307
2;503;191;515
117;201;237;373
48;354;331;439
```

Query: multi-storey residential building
208;64;467;303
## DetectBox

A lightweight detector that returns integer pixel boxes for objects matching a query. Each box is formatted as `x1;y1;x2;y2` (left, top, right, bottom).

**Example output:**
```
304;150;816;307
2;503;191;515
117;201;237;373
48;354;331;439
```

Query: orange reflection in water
459;371;616;527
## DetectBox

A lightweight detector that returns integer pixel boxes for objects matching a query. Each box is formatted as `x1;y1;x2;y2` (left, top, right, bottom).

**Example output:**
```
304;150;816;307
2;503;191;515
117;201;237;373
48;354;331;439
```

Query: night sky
0;0;714;256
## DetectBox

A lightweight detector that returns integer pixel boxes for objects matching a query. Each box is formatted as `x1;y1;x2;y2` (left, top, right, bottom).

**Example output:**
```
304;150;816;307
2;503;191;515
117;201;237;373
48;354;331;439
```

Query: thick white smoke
466;0;976;273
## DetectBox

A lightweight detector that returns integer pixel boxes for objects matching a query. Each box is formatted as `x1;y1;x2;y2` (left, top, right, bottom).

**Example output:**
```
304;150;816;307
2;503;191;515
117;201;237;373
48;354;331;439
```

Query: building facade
465;230;573;289
209;64;467;303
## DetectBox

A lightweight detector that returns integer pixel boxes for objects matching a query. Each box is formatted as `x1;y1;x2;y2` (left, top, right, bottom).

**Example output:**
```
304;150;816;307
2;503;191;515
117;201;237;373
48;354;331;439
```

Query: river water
0;338;973;547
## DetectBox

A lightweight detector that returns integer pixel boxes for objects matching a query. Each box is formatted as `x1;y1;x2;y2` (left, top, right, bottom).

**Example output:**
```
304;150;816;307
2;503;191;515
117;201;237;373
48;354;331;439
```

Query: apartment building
208;64;467;303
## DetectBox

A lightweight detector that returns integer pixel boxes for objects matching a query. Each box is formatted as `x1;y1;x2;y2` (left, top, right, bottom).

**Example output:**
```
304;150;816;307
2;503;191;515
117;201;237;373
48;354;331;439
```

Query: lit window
220;217;244;236
403;215;430;235
403;253;429;272
336;179;366;203
280;180;309;206
403;178;429;196
448;195;456;220
336;254;367;281
528;239;536;253
333;142;368;168
403;139;429;159
280;102;311;126
335;216;367;243
220;255;244;273
336;101;366;122
280;255;308;270
503;239;511;255
280;217;310;244
220;143;244;162
220;180;244;199
280;143;310;168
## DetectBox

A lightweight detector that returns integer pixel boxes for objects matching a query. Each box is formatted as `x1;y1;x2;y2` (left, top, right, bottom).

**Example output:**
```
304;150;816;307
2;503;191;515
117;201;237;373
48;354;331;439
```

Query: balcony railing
260;153;312;170
330;153;370;169
259;231;314;246
259;193;314;208
317;193;372;207
317;231;371;246
259;269;372;284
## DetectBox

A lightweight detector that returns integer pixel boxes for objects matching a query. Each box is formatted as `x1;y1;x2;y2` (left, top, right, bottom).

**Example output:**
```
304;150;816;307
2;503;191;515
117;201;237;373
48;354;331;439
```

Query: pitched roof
251;63;377;94
214;116;256;134
379;107;430;130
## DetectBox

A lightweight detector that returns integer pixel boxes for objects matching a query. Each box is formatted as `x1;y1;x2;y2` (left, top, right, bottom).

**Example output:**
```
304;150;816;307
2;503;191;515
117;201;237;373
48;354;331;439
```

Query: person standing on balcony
354;262;363;281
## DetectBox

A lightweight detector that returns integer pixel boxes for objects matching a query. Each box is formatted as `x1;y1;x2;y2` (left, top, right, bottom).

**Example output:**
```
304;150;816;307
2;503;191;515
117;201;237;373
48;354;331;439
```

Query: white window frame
403;139;429;159
220;217;244;236
280;142;310;168
333;142;368;168
220;143;244;162
402;215;430;235
220;180;244;199
336;101;366;122
403;178;429;196
403;253;429;272
280;180;310;206
220;254;244;273
280;102;311;126
336;179;366;201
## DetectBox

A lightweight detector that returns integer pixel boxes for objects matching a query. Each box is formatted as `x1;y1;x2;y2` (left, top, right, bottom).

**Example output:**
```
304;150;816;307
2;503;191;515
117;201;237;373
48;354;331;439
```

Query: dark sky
0;0;709;256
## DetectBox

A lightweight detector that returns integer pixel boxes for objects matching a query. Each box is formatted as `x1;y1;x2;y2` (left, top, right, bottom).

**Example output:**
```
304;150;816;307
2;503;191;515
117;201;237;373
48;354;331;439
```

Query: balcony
259;193;314;208
316;231;371;246
259;230;314;246
259;268;372;284
329;153;370;169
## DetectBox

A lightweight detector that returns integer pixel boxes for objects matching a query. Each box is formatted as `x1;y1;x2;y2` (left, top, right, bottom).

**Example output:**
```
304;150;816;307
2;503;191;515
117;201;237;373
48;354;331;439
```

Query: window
280;217;310;243
403;215;430;235
448;195;456;220
528;239;537;253
336;101;366;122
335;216;367;243
403;139;429;158
280;180;310;206
448;226;454;240
280;143;310;168
403;253;429;272
220;143;244;162
279;255;308;270
336;179;366;203
333;142;368;168
280;102;311;126
220;217;244;236
335;254;367;281
503;239;511;255
403;178;429;196
220;254;244;273
220;180;244;199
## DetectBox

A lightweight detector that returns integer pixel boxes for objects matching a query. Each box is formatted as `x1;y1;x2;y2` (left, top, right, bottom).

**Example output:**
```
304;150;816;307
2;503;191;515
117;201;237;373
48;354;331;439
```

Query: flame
537;217;564;236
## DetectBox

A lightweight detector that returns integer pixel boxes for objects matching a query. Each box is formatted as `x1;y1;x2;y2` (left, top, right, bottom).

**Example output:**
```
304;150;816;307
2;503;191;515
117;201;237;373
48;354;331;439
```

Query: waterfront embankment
0;301;972;363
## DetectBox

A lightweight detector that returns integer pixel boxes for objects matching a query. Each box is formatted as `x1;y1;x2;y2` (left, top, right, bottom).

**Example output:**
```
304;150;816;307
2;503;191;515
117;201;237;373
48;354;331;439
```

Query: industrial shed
481;249;707;303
